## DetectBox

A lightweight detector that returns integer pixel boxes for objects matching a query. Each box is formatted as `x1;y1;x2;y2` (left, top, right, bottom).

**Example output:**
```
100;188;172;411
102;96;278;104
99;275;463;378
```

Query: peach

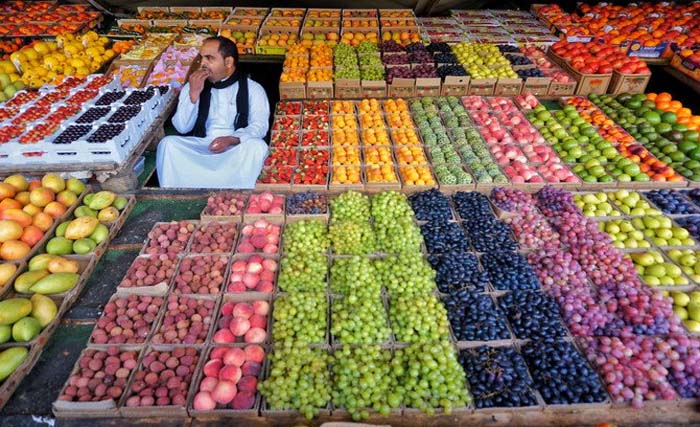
257;281;274;293
230;318;250;337
246;261;262;274
232;303;254;319
28;180;42;191
221;301;235;316
213;329;235;344
252;301;269;316
193;391;217;410
250;235;267;249
262;259;277;271
231;391;255;409
244;327;266;344
243;273;259;289
44;201;67;219
32;212;53;232
211;380;237;404
244;345;265;363
199;377;219;392
237;376;257;393
237;242;254;253
218;365;242;384
263;244;278;254
210;346;228;360
0;183;16;200
260;270;275;282
241;361;262;377
249;314;266;329
223;348;246;367
1;208;32;227
231;261;247;273
203;359;223;378
29;187;55;208
229;281;246;292
20;225;43;247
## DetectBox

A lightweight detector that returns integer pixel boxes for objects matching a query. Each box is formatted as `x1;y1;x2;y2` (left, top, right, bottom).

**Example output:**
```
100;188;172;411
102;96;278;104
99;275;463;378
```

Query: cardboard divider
467;78;497;96
334;79;362;99
441;76;471;96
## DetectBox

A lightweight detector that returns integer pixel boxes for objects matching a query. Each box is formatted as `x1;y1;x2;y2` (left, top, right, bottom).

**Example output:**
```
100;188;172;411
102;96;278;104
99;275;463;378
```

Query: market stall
1;2;700;427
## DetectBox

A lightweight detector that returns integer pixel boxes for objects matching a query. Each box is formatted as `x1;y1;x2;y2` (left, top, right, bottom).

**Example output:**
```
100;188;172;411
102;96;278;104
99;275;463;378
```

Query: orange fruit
656;92;672;103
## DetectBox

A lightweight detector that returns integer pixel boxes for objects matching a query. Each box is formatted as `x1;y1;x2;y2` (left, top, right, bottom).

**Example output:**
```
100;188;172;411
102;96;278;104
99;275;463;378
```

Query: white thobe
156;77;270;189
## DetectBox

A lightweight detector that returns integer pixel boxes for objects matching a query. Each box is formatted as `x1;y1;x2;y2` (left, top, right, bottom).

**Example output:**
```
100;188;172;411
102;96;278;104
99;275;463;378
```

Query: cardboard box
187;19;222;30
671;53;700;82
388;77;415;97
494;78;523;96
415;77;441;97
361;80;387;98
342;9;378;18
608;70;651;95
548;79;576;96
467;78;497;96
306;81;334;99
441;75;470;96
566;64;612;96
522;76;551;96
279;82;306;100
334;79;362;98
232;7;269;17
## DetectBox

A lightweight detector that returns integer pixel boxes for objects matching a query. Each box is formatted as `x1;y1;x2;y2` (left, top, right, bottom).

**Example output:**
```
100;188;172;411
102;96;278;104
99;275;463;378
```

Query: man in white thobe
156;36;269;188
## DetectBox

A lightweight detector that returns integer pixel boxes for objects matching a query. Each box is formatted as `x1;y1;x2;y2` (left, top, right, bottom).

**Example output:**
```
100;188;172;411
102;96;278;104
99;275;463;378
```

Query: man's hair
205;36;239;66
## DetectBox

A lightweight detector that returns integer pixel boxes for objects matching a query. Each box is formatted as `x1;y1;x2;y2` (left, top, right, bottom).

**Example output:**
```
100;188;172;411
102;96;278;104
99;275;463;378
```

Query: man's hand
188;69;210;103
209;136;240;154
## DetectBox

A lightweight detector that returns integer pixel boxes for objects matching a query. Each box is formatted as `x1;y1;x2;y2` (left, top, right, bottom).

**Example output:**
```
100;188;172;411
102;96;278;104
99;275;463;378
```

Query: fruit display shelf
48;188;700;426
534;3;700;61
262;93;700;192
0;182;134;412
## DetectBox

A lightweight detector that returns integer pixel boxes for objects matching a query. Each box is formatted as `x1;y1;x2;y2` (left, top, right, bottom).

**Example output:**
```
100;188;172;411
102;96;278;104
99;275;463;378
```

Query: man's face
199;40;234;82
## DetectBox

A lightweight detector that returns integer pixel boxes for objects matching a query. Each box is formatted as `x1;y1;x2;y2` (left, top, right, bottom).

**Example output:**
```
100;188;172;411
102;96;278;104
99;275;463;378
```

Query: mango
74;206;97;218
0;325;10;343
88;191;116;210
0;298;32;325
47;257;79;274
55;221;70;237
29;272;79;294
66;177;86;195
30;294;57;327
14;270;49;293
28;254;55;271
89;224;109;244
112;196;127;210
65;217;99;240
0;347;28;381
73;238;96;255
0;263;17;286
12;317;41;342
97;207;119;223
83;193;94;206
46;237;74;255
